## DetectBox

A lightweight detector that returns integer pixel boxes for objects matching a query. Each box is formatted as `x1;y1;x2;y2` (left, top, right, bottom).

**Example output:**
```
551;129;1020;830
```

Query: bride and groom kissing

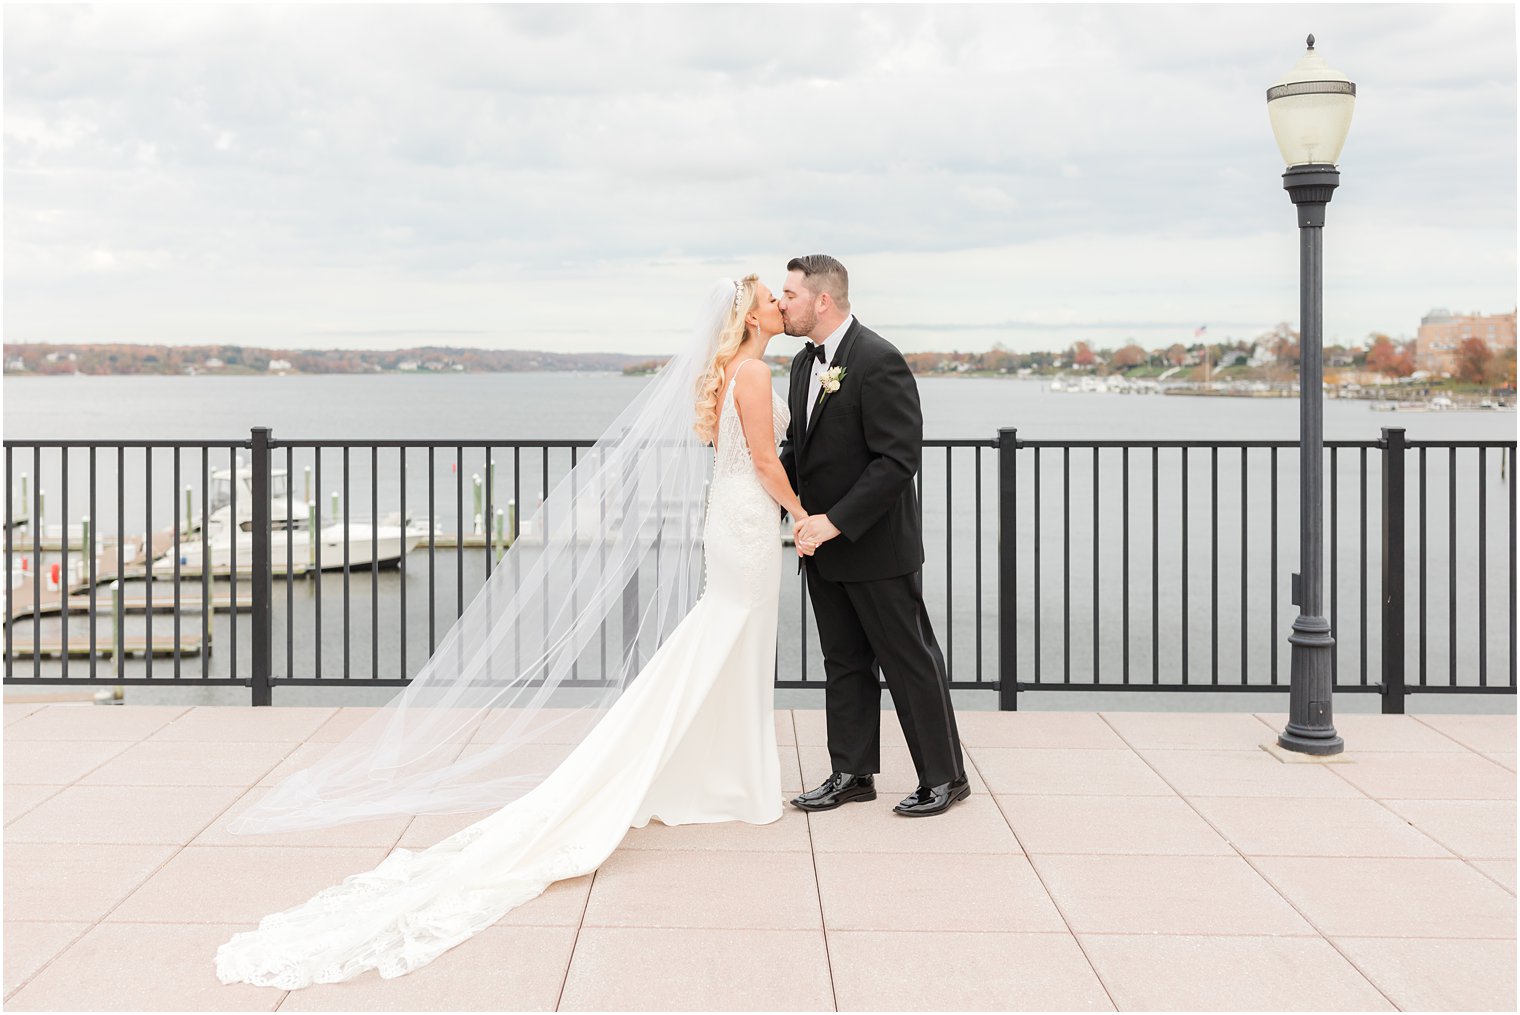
215;253;968;989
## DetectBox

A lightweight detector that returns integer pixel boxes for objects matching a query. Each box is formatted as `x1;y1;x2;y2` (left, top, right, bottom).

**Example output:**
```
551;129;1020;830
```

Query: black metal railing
3;425;1514;712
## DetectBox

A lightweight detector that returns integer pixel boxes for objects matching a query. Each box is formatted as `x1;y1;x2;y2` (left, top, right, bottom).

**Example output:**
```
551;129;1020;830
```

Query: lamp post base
1279;613;1344;755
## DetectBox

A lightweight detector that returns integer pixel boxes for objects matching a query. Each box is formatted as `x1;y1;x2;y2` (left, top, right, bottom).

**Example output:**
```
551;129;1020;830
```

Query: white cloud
3;3;1514;354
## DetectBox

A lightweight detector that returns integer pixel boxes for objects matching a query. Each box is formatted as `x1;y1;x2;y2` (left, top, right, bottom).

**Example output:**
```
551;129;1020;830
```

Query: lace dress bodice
700;365;790;605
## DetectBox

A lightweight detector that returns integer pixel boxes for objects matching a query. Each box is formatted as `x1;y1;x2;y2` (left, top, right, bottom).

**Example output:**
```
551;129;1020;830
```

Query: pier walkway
3;705;1514;1011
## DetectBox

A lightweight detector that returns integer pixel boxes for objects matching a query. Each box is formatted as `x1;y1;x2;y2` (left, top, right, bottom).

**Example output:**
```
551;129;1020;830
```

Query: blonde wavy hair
693;273;760;445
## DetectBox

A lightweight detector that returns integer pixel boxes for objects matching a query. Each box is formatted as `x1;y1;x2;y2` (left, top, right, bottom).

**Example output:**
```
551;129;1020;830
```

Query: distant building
397;361;420;371
6;357;25;372
1415;308;1517;376
205;357;224;368
267;358;292;372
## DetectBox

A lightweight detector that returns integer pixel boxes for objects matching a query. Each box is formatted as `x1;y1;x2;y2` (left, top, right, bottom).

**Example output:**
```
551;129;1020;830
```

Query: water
4;372;1514;714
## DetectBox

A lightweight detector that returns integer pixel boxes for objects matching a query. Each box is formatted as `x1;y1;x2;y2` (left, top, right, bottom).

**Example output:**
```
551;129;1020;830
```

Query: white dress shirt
805;314;854;426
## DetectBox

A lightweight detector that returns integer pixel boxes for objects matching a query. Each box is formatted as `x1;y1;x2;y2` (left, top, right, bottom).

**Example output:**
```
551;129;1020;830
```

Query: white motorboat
151;467;434;576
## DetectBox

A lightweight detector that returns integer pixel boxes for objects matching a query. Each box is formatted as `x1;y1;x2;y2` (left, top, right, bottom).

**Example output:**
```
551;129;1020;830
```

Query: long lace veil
228;279;743;833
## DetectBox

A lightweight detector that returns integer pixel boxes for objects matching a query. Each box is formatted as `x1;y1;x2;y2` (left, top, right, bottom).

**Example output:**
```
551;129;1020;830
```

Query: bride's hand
792;514;812;556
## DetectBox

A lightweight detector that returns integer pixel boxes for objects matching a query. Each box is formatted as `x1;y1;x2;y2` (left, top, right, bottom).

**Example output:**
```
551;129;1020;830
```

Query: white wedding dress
216;369;790;989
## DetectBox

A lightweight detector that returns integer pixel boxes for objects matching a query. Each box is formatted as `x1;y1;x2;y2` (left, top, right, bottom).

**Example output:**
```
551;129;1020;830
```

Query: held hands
793;514;841;557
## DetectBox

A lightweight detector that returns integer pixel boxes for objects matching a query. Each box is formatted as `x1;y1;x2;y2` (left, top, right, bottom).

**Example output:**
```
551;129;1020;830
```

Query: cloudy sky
5;3;1515;355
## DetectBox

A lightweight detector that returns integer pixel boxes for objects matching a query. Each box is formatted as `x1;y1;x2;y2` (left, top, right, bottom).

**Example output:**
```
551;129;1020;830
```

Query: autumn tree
1070;342;1097;368
1365;334;1414;378
1457;338;1492;384
1111;344;1147;370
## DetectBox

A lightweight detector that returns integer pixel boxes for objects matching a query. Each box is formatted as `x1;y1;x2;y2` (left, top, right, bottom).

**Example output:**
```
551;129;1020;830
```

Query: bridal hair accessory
225;279;740;834
732;278;747;310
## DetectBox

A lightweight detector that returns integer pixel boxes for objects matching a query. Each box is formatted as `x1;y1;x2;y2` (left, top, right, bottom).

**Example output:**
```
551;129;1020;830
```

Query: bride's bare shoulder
731;358;773;400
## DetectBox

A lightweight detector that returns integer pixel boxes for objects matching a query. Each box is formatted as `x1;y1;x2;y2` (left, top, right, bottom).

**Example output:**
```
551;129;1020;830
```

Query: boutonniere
817;365;847;406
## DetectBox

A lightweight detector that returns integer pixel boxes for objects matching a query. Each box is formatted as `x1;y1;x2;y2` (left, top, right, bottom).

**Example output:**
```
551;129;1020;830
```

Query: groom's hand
795;515;840;553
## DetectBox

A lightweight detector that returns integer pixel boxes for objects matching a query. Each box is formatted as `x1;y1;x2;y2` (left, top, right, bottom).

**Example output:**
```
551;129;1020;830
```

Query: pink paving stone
2;739;131;785
255;736;464;790
148;705;336;743
190;785;413;849
954;709;1129;749
4;922;91;999
814;851;1066;933
2;785;61;826
1188;795;1457;858
1415;713;1519;753
4;784;246;845
1327;751;1517;800
1370;798;1517;860
558;927;834;1012
1252;856;1517;938
77;740;294;787
778;743;803;792
107;844;392;924
828;930;1114;1012
1137;747;1365;797
805;792;1019;854
1332;936;1518;1012
1030;854;1317;936
2;707;1511;1011
584;849;823;931
774;709;796;746
5;842;179;923
276;924;579;1011
996;794;1233;856
1470;859;1517;894
969;746;1175;796
1485;751;1518;771
4;922;284;1011
3;705;190;742
1100;710;1279;750
310;706;485;745
3;702;50;726
1078;934;1395;1011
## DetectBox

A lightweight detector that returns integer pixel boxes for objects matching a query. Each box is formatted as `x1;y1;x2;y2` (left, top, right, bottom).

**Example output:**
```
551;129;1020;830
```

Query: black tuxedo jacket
778;318;925;583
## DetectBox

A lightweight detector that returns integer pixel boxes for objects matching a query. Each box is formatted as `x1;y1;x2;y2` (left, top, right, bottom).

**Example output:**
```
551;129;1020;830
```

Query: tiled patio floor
3;704;1515;1011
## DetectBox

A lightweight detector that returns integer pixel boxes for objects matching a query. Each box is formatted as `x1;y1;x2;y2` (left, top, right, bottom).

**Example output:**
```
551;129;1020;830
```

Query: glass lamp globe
1267;35;1356;167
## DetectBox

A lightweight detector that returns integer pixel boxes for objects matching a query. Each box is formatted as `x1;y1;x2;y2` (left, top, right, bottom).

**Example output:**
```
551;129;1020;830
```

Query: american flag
1194;325;1208;338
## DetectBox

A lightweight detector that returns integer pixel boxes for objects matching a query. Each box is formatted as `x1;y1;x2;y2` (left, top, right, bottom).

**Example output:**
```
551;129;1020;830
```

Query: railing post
250;427;273;706
997;427;1019;710
1380;426;1406;714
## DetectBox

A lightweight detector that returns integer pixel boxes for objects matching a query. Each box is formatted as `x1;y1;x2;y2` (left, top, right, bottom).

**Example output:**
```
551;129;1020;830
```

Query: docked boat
151;467;435;576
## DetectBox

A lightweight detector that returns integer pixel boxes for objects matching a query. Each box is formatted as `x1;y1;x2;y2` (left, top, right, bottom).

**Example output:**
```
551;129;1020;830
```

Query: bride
214;275;807;988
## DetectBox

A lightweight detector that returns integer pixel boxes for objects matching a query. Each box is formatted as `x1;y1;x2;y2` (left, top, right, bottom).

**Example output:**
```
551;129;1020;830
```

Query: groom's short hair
787;254;850;311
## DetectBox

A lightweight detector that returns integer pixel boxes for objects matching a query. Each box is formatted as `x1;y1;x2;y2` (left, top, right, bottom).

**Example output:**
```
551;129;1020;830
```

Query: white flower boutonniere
817;365;847;407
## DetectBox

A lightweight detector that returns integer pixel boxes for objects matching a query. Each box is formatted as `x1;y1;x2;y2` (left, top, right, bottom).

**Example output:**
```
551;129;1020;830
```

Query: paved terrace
2;704;1515;1011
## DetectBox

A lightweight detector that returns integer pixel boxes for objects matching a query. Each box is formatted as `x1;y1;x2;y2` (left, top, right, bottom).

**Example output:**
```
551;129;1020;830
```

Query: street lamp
1268;35;1355;755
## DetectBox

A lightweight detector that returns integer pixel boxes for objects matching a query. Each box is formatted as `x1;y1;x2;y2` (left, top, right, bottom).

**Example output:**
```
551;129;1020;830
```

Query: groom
777;254;968;817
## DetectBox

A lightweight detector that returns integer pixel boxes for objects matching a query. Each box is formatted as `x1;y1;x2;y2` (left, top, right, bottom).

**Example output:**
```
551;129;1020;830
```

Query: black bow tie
807;342;827;364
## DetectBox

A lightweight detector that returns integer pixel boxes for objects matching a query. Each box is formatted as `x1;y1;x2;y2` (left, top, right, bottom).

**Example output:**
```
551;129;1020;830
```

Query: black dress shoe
892;774;971;817
790;772;876;812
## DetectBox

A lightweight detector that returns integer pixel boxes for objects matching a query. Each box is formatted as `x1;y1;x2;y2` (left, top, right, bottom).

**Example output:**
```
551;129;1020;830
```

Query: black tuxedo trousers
804;558;965;787
780;319;965;788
